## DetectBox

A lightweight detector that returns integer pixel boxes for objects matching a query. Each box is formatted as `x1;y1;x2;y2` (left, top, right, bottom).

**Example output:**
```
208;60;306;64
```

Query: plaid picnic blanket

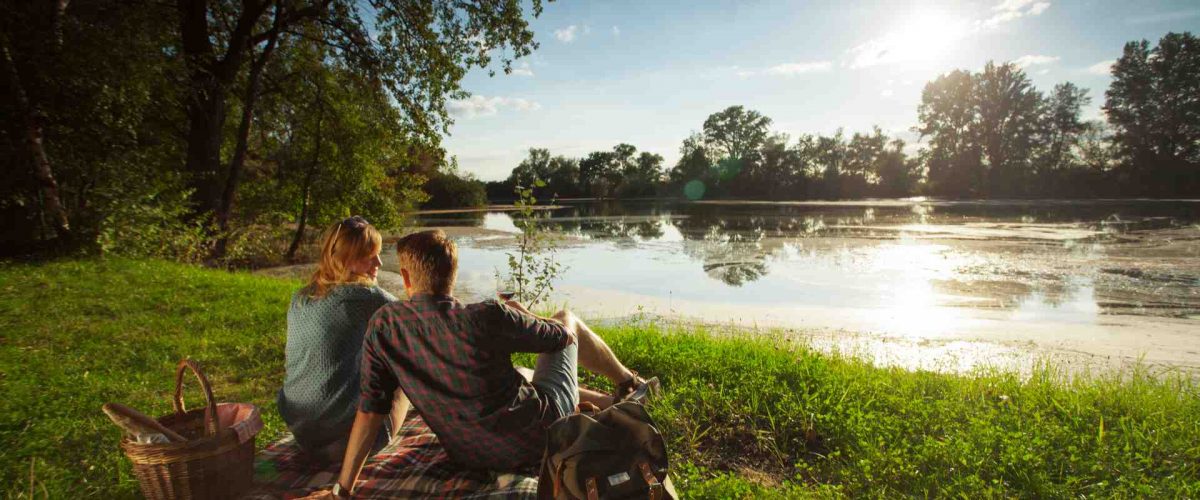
245;413;538;499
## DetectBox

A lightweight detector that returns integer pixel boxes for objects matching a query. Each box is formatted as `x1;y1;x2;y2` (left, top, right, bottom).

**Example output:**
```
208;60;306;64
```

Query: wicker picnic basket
119;359;257;500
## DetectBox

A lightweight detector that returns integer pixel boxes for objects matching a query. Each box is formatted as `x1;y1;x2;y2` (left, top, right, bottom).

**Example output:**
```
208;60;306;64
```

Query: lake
410;199;1200;373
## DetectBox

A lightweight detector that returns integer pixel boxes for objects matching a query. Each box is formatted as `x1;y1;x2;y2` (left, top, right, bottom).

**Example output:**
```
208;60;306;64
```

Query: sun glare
853;10;969;68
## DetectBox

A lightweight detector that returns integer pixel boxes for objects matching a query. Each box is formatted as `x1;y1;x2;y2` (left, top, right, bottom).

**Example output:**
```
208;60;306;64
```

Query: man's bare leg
518;365;615;409
389;389;410;440
552;310;636;386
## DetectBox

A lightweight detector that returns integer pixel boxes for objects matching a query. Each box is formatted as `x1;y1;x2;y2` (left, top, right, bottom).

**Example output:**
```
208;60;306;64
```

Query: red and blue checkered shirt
358;294;570;471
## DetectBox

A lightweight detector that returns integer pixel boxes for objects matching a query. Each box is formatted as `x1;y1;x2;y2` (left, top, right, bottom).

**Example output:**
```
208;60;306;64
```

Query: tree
507;148;580;199
621;151;665;197
876;139;918;197
175;0;546;249
1;0;184;252
579;149;621;197
755;133;800;199
917;69;982;197
974;61;1044;197
843;127;887;197
814;131;847;198
669;133;711;182
1104;32;1200;196
510;148;553;189
423;158;487;209
545;156;581;199
243;39;428;262
702;105;772;161
1030;82;1092;195
579;151;610;197
1041;83;1091;172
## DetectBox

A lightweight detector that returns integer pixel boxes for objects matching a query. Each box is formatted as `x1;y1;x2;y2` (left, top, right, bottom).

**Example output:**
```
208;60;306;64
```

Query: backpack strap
586;477;599;500
639;462;664;500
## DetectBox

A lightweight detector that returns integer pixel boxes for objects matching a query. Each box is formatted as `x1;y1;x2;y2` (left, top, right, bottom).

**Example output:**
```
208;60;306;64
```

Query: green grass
2;259;1199;498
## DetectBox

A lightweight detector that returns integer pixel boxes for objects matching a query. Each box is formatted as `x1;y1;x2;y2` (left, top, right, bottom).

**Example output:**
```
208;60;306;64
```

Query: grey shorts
531;342;580;420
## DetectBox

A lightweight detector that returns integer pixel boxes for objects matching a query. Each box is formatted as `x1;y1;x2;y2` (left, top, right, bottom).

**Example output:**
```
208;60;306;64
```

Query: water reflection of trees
505;201;1200;301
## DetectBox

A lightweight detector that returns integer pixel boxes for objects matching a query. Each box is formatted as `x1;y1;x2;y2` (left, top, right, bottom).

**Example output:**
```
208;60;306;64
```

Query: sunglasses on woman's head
330;216;371;254
341;216;369;228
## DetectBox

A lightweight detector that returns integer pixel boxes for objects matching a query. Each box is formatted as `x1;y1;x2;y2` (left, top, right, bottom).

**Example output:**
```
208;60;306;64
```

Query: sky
442;0;1200;181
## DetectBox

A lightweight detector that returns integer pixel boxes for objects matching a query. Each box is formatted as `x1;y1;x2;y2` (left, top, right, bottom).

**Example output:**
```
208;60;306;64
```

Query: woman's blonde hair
304;216;383;299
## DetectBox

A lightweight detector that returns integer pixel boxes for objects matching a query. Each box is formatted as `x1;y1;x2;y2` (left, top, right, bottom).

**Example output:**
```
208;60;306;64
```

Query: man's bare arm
503;299;577;345
294;410;385;499
337;411;385;493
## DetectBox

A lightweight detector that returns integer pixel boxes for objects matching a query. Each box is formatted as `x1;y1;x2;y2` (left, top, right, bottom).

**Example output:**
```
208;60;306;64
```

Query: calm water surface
412;199;1200;371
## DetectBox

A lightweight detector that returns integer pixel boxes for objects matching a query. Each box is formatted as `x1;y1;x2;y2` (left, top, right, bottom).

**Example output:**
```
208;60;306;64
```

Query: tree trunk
177;0;268;220
286;83;325;262
212;9;283;258
1;31;70;241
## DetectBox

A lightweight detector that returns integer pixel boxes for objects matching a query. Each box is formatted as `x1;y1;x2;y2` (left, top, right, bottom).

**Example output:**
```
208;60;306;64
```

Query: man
315;229;656;498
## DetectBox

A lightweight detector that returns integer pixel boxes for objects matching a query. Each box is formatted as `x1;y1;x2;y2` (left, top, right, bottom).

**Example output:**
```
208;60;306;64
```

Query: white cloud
448;96;542;119
1012;54;1059;68
992;0;1036;12
881;89;895;97
510;62;534;77
611;25;620;37
554;25;578;43
763;61;833;76
979;0;1051;29
1087;60;1115;76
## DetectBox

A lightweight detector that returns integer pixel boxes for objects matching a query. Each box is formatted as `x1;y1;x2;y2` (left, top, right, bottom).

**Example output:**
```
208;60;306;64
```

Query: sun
851;10;969;69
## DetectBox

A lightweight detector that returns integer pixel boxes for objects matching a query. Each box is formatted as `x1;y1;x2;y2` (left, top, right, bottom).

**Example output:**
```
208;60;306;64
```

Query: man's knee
552;309;574;322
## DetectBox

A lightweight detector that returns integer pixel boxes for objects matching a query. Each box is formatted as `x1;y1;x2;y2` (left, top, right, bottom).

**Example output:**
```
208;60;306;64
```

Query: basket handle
173;358;221;438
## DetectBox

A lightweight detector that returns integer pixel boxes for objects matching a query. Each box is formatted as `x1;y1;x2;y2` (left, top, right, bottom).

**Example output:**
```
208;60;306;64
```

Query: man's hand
503;298;575;346
503;298;530;315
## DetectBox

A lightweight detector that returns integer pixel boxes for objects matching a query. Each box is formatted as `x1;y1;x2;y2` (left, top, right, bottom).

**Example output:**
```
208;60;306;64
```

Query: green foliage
0;0;185;251
96;188;213;264
917;62;1096;198
1104;32;1200;196
3;259;1198;497
506;148;584;199
702;105;773;162
422;161;488;209
498;145;666;202
498;178;565;307
1;0;548;262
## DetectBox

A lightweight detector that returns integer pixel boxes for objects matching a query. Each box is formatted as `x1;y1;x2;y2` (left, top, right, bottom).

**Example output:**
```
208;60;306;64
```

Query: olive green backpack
537;401;676;500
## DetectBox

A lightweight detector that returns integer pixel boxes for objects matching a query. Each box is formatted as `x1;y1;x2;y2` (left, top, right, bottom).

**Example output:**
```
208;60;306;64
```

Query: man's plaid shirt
358;293;570;471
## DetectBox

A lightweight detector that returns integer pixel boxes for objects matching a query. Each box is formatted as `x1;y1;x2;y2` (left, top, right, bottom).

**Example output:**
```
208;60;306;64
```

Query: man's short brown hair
396;229;457;295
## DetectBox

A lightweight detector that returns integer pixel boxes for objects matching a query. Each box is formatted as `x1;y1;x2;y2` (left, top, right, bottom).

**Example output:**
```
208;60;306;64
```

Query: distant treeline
490;32;1198;202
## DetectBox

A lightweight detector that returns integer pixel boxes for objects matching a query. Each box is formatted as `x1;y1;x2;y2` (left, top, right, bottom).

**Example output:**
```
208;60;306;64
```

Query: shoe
613;372;661;404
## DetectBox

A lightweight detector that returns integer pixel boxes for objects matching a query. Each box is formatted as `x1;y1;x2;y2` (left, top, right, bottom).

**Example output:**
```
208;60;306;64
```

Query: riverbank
2;258;1198;497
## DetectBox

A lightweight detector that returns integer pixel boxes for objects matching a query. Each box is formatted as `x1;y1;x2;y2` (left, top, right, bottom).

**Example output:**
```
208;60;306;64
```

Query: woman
278;216;407;461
